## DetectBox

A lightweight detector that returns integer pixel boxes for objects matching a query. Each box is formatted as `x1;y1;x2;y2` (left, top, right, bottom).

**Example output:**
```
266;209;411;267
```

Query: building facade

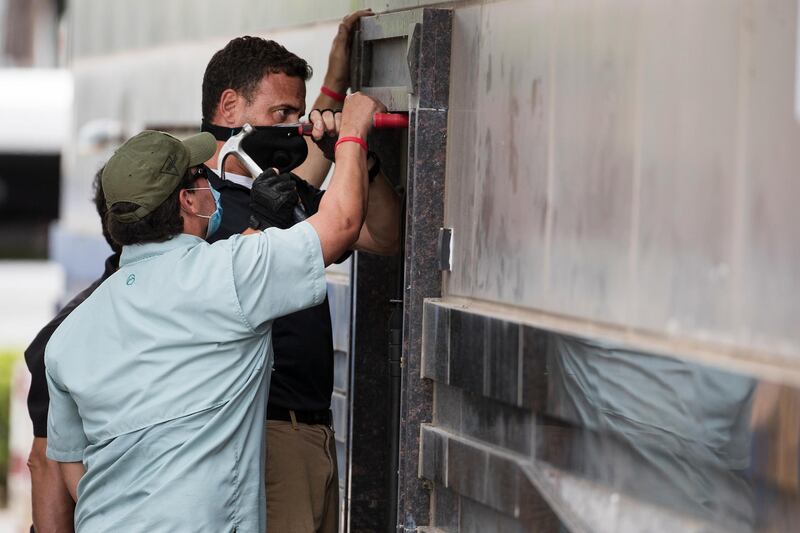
61;1;800;531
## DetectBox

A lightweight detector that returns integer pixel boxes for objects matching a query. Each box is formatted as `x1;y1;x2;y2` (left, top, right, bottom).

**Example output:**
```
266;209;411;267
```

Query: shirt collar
216;168;253;190
120;234;205;267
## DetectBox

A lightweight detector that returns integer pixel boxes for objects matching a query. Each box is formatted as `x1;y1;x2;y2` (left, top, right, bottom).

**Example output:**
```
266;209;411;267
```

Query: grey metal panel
353;10;425;111
359;86;410;112
369;38;413;87
360;9;423;40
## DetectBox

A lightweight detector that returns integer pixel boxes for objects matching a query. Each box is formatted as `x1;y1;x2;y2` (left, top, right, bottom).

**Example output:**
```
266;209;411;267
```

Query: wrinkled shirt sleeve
46;368;88;462
231;221;326;331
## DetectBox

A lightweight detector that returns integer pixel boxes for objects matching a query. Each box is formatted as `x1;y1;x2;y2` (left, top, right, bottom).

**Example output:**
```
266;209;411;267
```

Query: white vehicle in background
0;68;71;532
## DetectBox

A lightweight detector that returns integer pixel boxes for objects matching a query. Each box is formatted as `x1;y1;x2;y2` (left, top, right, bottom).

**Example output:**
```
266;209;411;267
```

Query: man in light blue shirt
45;92;385;532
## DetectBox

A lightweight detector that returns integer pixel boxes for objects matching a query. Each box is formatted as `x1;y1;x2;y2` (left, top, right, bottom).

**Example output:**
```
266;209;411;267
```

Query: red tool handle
373;113;409;129
297;113;409;135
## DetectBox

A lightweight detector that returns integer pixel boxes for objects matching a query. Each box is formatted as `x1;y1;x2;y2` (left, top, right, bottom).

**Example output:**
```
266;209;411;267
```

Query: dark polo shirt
208;170;343;413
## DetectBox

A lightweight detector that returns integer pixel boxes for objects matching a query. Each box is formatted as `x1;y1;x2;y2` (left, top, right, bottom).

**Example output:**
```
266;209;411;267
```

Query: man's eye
273;109;289;121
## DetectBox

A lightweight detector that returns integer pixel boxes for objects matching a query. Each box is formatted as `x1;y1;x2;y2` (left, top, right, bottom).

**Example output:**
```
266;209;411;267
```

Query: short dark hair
201;36;312;120
92;166;122;254
106;171;196;246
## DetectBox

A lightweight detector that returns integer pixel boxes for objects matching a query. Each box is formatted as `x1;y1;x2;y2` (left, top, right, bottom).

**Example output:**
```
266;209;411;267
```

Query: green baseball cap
102;130;217;223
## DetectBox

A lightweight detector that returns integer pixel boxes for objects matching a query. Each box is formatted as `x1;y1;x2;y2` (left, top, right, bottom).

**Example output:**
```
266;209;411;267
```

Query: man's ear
217;89;243;126
179;189;197;215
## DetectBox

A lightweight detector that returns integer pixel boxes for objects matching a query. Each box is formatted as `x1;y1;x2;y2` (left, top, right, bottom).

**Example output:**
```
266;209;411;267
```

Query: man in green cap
43;92;384;532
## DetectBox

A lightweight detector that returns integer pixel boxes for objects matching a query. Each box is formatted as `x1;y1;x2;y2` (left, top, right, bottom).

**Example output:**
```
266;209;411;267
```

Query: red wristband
335;136;368;153
320;86;346;102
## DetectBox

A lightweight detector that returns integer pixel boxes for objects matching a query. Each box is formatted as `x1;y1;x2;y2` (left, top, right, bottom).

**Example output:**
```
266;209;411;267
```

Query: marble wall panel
544;0;639;324
347;251;399;532
445;2;551;311
486;318;520;405
446;436;488;503
431;486;460;530
449;311;486;394
332;391;349;438
421;299;800;531
459;499;529;533
419;423;448;485
397;8;453;523
443;0;800;359
420;425;559;532
333;350;349;393
740;0;800;354
631;1;741;342
422;301;450;383
327;278;353;528
433;381;533;456
433;382;463;432
327;279;352;354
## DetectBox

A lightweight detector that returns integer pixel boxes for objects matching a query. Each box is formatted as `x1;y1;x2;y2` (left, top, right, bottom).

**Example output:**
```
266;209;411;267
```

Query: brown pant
265;419;339;533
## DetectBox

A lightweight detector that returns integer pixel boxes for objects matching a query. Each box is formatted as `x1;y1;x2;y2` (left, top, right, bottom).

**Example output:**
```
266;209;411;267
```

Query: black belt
267;405;332;426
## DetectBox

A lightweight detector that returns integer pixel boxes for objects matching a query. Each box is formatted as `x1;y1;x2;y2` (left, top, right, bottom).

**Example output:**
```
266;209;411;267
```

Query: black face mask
201;120;308;174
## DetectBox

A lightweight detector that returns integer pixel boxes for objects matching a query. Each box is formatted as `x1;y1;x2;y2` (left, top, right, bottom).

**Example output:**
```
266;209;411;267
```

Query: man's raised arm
294;9;373;188
306;92;386;265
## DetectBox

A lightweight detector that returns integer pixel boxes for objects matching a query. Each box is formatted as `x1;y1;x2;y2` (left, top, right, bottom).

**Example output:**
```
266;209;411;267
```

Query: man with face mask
201;11;401;533
44;90;384;532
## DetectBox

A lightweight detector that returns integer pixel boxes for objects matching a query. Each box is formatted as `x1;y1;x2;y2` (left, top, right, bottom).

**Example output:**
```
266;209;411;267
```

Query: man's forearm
356;171;402;255
319;142;369;227
309;141;369;265
294;140;333;189
29;437;75;532
308;92;382;263
58;462;85;503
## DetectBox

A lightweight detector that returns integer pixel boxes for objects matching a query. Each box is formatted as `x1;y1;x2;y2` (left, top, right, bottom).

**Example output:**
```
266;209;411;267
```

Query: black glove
249;169;298;230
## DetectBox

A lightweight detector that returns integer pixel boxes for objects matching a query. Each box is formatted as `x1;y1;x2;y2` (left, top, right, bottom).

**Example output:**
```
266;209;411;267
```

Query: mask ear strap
201;119;242;141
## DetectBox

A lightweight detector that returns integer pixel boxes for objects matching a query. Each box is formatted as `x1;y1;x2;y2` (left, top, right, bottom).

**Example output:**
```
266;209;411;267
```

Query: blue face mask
188;182;223;238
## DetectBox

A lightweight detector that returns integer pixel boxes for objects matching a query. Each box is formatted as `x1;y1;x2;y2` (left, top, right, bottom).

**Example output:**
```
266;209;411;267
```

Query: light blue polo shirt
45;222;326;532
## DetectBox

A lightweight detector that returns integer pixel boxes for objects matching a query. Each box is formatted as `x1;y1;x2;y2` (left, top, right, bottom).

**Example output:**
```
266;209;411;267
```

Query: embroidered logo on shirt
126;274;136;286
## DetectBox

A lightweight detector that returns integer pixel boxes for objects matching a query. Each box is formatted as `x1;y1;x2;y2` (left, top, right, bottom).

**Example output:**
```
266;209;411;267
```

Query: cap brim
182;132;217;167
